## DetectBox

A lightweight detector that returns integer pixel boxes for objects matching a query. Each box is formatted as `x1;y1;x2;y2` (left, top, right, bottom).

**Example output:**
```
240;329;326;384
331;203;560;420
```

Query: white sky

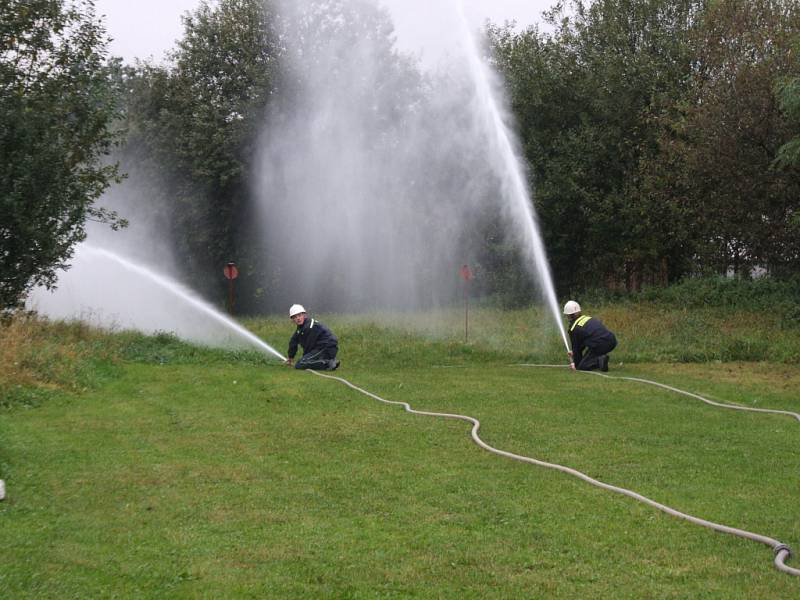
95;0;554;64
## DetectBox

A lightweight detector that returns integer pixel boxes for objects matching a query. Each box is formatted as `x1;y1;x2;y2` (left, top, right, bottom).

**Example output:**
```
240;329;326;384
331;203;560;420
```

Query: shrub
637;276;800;311
0;313;116;407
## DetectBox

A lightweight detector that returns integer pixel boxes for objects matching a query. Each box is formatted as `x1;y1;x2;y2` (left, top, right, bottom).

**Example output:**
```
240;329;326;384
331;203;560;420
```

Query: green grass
1;311;800;597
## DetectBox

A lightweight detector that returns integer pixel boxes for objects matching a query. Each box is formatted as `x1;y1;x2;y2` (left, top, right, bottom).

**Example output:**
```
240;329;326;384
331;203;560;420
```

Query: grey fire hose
517;364;800;422
307;368;799;577
590;370;800;421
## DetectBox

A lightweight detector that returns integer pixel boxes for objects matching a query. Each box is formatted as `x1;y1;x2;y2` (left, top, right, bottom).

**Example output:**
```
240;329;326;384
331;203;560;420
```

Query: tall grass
0;314;116;408
0;315;268;408
3;280;799;409
636;275;800;312
248;301;800;367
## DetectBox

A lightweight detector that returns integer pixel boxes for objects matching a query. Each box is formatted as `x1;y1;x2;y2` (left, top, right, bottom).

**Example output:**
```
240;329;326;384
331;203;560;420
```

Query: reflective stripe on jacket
569;315;616;361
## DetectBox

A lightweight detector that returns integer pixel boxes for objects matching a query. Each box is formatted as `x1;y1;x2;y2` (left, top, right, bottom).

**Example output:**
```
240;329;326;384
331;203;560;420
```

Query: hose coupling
774;543;793;558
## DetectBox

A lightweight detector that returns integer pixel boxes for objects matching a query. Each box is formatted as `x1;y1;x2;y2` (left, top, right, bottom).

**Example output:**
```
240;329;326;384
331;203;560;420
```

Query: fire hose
308;367;799;577
518;364;800;422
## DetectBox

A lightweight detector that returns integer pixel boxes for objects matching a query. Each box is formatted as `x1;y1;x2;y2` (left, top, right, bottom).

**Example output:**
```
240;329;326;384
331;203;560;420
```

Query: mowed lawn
1;356;799;598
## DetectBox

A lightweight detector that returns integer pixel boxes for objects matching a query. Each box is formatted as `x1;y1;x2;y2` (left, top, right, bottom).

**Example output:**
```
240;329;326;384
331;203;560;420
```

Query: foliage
490;0;706;293
636;275;800;311
774;39;800;169
0;0;125;311
490;0;800;292
115;0;800;305
42;0;796;310
647;0;800;277
120;0;280;302
121;0;446;313
0;312;117;407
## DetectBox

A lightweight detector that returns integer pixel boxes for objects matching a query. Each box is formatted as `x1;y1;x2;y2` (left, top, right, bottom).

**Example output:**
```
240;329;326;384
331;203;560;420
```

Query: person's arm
287;330;299;362
570;329;585;366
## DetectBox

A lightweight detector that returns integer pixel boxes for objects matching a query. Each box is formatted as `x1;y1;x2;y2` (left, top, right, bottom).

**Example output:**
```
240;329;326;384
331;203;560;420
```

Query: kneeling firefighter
563;300;617;372
285;304;340;371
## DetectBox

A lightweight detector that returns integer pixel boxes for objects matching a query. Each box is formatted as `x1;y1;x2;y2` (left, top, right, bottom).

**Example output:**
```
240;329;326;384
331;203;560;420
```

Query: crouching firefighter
563;300;617;372
285;304;340;371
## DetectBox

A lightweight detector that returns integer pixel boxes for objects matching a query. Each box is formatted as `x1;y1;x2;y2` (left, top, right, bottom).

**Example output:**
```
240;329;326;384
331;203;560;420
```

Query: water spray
80;245;286;361
450;0;570;355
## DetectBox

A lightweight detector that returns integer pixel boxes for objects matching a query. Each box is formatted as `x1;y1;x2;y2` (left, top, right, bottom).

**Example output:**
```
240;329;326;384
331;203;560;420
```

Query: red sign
459;264;473;281
223;263;239;280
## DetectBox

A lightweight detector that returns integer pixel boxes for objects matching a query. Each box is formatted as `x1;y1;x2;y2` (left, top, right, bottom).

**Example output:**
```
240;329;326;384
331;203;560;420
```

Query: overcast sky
95;0;555;64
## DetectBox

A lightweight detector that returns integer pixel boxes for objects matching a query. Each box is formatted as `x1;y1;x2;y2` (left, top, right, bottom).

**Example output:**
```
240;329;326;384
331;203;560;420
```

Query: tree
0;0;123;310
124;0;433;312
650;0;800;276
492;0;800;288
122;0;280;303
490;1;705;292
775;40;800;169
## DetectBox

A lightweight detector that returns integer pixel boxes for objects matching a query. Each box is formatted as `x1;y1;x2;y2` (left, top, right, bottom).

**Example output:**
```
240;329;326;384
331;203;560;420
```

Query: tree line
491;0;800;294
2;0;799;312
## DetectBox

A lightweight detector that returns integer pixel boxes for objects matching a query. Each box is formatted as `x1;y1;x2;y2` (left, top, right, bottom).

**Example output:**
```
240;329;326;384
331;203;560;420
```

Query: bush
0;313;117;407
637;276;800;311
115;330;269;365
0;314;269;409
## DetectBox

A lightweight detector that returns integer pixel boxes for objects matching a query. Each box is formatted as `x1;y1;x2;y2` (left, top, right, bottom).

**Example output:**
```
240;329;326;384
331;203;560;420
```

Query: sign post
459;264;473;343
223;262;239;313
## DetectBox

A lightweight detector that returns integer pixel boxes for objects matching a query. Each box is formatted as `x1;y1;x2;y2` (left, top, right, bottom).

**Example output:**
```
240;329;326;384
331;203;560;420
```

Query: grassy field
1;307;800;597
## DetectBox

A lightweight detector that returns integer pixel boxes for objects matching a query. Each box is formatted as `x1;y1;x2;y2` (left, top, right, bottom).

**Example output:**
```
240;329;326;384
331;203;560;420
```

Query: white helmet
563;300;582;315
288;304;306;317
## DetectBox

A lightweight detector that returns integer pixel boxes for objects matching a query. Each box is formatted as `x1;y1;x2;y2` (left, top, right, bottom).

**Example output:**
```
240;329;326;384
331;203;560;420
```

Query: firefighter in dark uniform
563;300;617;372
285;304;340;371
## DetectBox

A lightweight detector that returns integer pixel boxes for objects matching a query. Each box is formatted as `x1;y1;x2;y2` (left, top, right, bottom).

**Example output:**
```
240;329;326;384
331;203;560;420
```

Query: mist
31;0;563;348
26;159;269;350
254;0;558;328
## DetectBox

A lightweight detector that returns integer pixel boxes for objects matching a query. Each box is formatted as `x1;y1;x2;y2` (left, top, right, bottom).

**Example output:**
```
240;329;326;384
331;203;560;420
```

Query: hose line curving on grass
308;369;799;577
517;364;800;422
591;371;800;422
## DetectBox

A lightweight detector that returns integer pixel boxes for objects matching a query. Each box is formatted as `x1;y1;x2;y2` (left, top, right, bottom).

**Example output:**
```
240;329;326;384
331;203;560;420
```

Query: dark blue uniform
569;315;617;371
288;317;339;370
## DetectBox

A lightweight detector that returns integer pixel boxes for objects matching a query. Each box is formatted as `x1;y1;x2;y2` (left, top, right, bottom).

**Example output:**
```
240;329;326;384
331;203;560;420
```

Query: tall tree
490;0;705;292
122;0;280;302
774;39;800;169
0;0;123;310
492;0;800;288
650;0;800;276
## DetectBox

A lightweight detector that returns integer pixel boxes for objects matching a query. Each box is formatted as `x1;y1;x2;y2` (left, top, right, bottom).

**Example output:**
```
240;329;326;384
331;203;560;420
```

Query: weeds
0;314;115;407
636;275;800;312
3;289;799;411
0;315;269;408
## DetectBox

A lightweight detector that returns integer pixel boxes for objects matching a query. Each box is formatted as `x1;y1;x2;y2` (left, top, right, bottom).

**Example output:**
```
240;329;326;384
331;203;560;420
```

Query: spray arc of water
450;0;570;352
80;245;286;361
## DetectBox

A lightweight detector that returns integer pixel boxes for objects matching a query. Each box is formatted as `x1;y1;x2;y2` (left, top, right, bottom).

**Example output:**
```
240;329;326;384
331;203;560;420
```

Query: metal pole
464;280;469;343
